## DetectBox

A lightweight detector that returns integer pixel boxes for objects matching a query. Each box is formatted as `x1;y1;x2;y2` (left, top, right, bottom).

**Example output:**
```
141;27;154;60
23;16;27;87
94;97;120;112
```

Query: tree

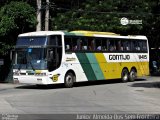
52;0;145;32
0;1;37;82
51;0;160;48
0;1;37;55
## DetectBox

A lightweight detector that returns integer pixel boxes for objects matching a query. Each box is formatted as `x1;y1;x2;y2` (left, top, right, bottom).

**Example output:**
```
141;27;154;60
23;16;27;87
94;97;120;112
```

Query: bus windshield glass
16;36;48;46
13;48;47;70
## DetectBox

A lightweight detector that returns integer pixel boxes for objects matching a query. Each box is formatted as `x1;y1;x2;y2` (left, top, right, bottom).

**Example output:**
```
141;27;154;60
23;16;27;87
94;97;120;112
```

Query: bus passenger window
122;41;130;51
95;38;102;51
141;41;147;52
110;46;115;51
126;41;130;51
71;38;77;50
139;41;147;52
135;42;140;51
88;38;95;51
82;38;88;50
102;39;107;51
97;46;102;50
65;45;70;50
77;38;82;50
115;40;122;51
136;47;140;51
132;41;141;51
64;37;72;51
109;40;115;51
82;46;87;50
50;35;62;46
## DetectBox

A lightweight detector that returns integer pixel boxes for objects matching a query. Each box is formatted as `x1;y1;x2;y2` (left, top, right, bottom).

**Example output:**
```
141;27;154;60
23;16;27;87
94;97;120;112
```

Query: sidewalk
0;83;17;90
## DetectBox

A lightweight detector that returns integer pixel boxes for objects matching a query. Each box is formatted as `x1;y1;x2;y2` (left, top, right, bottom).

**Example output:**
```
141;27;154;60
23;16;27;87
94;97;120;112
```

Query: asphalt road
0;76;160;119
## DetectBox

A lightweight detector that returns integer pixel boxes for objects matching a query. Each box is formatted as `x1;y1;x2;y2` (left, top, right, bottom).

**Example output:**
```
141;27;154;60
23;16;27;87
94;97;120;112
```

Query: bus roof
68;30;147;40
69;30;119;36
18;30;147;40
18;31;64;37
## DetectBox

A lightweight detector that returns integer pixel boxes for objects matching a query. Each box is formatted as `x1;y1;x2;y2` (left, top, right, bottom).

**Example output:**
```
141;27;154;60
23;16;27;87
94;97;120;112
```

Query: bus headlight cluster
13;71;20;76
35;73;47;76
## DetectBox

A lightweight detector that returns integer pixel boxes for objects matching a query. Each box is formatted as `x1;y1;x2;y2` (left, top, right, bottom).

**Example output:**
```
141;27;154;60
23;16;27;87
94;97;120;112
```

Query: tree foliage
0;1;37;55
52;0;160;48
0;1;37;35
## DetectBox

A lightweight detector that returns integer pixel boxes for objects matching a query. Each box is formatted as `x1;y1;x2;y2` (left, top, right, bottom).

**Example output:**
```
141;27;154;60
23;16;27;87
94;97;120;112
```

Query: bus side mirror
0;59;4;66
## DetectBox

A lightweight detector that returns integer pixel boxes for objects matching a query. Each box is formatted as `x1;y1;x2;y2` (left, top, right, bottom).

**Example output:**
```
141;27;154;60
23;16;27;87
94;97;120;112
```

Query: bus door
47;35;62;72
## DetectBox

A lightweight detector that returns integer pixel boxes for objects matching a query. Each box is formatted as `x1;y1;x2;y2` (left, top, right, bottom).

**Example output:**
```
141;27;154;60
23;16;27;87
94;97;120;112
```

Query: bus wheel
129;69;137;82
121;68;129;82
64;72;74;88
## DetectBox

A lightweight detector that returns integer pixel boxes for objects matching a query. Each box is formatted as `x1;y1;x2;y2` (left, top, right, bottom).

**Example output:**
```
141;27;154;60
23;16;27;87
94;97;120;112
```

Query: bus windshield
16;36;48;46
13;48;47;70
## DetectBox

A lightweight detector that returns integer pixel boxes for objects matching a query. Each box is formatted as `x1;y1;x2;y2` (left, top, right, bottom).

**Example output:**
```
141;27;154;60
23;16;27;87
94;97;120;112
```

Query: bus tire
121;68;129;82
64;72;74;88
129;68;137;82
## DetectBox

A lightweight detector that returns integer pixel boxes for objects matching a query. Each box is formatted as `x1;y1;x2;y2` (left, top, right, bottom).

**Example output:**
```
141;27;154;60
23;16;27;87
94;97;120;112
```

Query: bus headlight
13;71;20;76
14;78;19;84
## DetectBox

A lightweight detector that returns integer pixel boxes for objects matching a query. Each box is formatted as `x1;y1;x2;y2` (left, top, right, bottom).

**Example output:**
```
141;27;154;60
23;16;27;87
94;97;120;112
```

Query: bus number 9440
138;55;147;59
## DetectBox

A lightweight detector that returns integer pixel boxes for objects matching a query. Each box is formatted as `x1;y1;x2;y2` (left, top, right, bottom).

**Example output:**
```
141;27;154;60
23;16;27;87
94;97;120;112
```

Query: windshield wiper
26;51;35;71
29;61;35;71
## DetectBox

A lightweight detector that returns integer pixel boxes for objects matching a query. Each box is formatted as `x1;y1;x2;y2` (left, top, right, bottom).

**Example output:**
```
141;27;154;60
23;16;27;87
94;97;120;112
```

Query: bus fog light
14;78;19;84
14;71;20;76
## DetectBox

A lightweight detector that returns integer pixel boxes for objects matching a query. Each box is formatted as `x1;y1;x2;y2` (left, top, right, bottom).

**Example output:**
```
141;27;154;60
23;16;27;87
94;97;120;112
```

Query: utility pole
45;0;49;31
36;0;42;31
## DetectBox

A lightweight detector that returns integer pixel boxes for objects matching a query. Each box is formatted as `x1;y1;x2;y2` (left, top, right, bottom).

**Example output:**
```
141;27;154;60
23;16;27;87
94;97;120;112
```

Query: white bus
13;30;149;87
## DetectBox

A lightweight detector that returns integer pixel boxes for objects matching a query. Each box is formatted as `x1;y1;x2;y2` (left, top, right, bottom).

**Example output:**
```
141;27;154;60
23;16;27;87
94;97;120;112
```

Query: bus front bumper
13;76;51;85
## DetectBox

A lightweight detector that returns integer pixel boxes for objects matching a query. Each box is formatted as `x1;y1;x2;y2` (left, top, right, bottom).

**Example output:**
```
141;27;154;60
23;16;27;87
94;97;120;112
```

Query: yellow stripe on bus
94;53;110;79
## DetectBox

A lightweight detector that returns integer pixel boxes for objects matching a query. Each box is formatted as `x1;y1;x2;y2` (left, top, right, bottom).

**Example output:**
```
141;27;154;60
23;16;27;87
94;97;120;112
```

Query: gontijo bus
13;30;149;87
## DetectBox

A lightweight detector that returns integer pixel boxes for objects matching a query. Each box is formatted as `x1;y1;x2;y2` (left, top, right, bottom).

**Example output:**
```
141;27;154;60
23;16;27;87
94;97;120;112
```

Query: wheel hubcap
131;71;136;79
66;75;73;85
123;74;128;81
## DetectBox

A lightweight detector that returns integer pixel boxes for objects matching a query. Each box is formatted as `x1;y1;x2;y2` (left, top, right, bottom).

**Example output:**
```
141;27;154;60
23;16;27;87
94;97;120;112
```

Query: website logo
120;17;129;25
120;17;142;25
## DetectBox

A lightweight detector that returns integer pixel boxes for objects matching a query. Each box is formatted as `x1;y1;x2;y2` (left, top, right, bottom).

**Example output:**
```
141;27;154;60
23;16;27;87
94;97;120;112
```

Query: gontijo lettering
109;55;130;60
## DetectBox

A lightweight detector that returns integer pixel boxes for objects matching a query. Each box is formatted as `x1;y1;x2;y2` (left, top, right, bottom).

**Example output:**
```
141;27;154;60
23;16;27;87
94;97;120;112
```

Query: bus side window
139;40;147;52
66;45;70;50
77;38;82;50
50;35;62;46
131;41;136;51
131;41;140;51
82;38;88;50
95;38;102;51
135;41;141;51
88;38;95;51
102;38;107;51
65;37;72;51
126;41;131;51
71;37;77;50
141;41;147;52
119;40;124;51
109;40;115;51
122;40;130;51
115;40;122;51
